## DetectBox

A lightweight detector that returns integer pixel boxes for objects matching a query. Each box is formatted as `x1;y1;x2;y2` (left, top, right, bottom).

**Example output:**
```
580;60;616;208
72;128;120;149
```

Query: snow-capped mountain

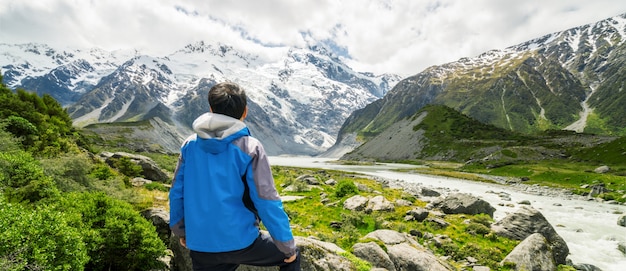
0;41;400;155
336;13;626;153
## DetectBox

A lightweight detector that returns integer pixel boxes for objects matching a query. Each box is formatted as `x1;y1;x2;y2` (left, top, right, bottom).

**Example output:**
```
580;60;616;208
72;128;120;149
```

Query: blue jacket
169;113;296;256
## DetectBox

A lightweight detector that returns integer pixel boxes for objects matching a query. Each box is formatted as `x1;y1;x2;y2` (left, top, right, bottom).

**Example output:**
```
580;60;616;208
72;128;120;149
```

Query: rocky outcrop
343;195;396;212
618;215;626;227
140;208;170;244
343;195;369;211
100;151;170;181
366;195;395;212
363;230;452;271
352;242;395;271
428;193;496;217
171;235;358;271
491;206;569;265
500;233;557;271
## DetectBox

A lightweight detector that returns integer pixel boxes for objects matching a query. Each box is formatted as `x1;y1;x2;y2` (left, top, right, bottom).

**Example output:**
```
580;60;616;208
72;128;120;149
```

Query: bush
41;153;97;192
335;180;359;198
110;157;144;178
144;182;168;192
0;151;60;203
90;164;116;180
0;199;88;271
56;192;166;271
466;222;491;236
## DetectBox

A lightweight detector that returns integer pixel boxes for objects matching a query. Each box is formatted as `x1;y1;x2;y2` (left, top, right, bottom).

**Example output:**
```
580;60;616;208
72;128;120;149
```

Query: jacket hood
192;113;249;153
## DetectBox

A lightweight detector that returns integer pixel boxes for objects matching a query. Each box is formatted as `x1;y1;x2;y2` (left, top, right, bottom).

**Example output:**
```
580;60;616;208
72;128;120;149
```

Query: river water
269;156;626;271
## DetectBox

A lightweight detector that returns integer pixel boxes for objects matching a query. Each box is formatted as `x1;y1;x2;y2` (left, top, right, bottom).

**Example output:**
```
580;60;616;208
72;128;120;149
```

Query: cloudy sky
1;0;626;76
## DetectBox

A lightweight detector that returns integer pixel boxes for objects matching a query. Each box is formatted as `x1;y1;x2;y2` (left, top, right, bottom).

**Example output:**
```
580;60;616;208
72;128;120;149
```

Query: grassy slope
344;104;626;202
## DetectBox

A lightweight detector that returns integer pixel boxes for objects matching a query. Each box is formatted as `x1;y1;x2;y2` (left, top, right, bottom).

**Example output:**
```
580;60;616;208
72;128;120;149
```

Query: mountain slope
341;104;618;163
1;42;400;155
336;13;626;153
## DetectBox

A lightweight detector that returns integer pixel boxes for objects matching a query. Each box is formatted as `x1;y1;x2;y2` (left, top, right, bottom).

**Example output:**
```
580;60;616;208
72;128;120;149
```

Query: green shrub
0;126;21;153
90;164;116;180
0;151;60;203
466;222;491;236
41;153;97;192
56;192;166;271
144;182;168;192
110;157;143;178
0;199;88;271
335;180;359;198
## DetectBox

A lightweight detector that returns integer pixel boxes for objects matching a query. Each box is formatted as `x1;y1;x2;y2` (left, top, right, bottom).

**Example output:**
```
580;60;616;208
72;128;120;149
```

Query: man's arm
245;142;297;257
169;153;186;237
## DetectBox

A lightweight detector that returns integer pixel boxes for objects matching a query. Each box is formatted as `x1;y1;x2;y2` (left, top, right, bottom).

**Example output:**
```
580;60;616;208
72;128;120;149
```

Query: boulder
406;207;429;222
387;243;452;271
352;242;395;271
572;263;604;271
343;195;369;211
362;229;452;271
420;187;441;197
500;233;556;271
140;208;170;244
618;215;626;227
491;206;569;265
296;174;320;185
430;193;496;217
395;199;413;206
100;151;170;182
594;165;610;174
172;235;358;271
131;177;152;187
588;183;609;197
367;195;395;212
364;229;420;247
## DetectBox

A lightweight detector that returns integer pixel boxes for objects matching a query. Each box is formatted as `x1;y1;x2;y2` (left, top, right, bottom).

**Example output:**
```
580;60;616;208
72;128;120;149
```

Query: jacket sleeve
245;142;297;257
169;152;186;237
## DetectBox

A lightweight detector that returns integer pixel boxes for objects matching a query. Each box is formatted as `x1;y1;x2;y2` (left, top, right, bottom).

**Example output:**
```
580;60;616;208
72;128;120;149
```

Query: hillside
335;13;626;154
341;104;619;164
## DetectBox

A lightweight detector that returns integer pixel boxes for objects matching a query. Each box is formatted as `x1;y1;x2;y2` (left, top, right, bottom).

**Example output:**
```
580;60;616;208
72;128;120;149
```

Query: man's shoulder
232;135;265;154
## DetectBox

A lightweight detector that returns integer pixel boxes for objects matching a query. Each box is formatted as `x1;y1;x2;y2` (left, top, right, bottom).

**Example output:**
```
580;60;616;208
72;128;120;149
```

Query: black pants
189;233;301;271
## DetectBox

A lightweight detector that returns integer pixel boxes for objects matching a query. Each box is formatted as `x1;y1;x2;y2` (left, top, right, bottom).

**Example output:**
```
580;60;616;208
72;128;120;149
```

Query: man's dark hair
208;82;247;119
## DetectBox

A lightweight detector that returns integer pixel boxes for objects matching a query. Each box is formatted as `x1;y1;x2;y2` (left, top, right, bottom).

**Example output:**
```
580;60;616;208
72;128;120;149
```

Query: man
169;82;300;271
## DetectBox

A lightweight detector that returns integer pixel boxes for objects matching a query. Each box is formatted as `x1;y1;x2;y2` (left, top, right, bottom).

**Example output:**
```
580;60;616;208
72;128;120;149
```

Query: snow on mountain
1;41;400;155
0;43;136;88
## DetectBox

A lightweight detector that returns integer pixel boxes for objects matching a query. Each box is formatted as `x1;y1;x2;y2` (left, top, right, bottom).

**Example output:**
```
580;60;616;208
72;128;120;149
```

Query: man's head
208;82;248;120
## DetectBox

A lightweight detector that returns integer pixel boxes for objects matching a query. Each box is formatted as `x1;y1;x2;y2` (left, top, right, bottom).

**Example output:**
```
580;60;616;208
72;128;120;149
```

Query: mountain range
0;41;400;155
332;13;626;157
2;13;625;157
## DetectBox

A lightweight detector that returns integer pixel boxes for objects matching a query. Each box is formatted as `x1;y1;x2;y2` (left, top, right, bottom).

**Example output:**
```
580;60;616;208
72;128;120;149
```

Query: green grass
271;166;519;270
460;160;626;202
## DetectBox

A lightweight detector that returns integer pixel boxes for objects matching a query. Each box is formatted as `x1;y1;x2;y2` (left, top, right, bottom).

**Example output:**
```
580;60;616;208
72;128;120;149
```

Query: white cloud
1;0;625;76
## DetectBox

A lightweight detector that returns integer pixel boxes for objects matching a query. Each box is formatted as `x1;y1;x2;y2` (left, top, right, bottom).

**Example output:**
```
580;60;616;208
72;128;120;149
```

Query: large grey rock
430;193;496;217
572;263;604;271
492;206;569;265
140;208;170;244
367;195;395;212
362;229;451;271
364;229;420;247
101;151;170;182
352;242;395;271
406;207;429;222
500;233;556;271
171;235;357;271
617;215;626;227
386;243;452;271
343;195;369;211
594;165;610;174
